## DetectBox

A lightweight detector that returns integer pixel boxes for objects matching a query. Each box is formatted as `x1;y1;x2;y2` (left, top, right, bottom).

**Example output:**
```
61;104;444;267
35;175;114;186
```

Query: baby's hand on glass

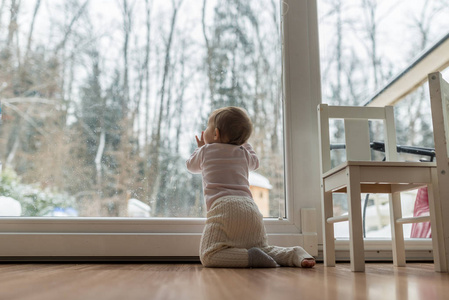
196;131;205;147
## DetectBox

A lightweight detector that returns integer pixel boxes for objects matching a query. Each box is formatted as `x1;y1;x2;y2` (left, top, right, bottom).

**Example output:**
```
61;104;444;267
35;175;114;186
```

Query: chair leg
389;192;406;267
347;166;365;272
428;171;448;272
322;189;335;267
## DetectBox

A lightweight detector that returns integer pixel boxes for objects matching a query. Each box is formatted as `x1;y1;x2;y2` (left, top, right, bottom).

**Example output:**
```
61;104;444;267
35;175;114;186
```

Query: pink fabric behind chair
410;187;432;238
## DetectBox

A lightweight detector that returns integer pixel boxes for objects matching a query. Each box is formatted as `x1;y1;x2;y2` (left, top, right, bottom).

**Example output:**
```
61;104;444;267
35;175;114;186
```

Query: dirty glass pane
0;0;284;218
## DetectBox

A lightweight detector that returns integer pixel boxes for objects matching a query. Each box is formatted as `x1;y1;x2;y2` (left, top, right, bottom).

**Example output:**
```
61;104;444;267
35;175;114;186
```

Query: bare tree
361;0;381;90
397;0;449;147
358;0;400;92
147;0;184;212
24;0;41;60
0;0;7;31
202;0;215;103
132;0;153;153
144;0;152;152
54;0;89;54
122;0;133;112
6;0;20;47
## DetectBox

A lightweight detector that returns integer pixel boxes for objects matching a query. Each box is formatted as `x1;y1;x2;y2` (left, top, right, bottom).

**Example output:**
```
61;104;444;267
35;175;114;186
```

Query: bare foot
301;258;316;268
293;247;316;268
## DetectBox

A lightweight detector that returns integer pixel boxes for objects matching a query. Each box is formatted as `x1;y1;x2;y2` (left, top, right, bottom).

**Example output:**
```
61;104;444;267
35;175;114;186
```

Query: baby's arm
242;143;259;171
186;146;204;174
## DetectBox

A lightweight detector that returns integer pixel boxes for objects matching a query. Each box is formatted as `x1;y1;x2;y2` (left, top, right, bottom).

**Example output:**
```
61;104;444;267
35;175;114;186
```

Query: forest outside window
0;0;284;218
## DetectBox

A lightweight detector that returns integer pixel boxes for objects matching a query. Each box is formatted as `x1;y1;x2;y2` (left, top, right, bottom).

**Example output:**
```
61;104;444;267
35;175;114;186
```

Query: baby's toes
301;258;316;268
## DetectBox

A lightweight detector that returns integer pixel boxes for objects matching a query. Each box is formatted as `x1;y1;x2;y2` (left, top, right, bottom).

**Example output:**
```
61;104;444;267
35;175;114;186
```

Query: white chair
318;103;447;272
428;72;449;272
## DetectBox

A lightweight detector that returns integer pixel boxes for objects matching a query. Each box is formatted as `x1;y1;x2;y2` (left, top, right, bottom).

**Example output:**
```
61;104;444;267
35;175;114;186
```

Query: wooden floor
0;262;448;300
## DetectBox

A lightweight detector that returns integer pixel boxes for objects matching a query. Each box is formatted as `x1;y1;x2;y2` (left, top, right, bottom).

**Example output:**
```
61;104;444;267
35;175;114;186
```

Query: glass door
0;0;323;258
317;0;449;258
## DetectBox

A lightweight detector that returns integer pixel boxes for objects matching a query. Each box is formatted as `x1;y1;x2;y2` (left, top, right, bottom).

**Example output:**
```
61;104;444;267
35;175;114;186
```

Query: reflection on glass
0;0;283;218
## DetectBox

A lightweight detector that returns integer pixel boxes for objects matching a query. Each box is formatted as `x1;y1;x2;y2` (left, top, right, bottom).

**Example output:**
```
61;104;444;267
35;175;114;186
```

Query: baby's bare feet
293;247;316;268
301;258;316;268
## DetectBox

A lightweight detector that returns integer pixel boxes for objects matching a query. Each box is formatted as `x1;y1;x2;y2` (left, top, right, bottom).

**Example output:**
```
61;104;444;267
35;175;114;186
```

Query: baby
186;106;315;268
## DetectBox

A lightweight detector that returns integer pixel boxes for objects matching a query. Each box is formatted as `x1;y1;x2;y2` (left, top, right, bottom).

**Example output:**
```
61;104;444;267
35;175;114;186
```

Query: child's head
205;106;253;145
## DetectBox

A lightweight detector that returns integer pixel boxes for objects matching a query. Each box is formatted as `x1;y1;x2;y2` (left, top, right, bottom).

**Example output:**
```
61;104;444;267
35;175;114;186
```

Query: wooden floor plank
0;263;448;300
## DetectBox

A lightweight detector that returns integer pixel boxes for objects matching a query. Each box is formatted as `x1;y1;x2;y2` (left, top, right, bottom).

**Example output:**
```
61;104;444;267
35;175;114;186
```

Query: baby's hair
210;106;253;145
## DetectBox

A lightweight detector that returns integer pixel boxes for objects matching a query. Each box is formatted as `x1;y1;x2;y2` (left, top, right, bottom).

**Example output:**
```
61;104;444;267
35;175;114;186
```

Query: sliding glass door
0;0;322;258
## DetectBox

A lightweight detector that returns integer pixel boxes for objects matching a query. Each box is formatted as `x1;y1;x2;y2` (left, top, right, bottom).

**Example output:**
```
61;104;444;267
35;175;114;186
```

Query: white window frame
0;0;323;260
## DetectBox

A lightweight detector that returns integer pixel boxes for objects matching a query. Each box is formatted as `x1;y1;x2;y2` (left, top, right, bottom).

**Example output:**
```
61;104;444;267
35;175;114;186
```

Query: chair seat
323;161;436;177
323;161;436;193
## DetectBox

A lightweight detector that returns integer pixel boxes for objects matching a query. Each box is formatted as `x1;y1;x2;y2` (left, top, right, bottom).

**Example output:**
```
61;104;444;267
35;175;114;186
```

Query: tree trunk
0;0;7;32
202;0;215;103
147;0;183;212
7;0;20;47
122;0;132;113
95;129;106;188
5;133;19;167
143;0;153;203
24;0;41;60
361;0;380;90
144;0;152;151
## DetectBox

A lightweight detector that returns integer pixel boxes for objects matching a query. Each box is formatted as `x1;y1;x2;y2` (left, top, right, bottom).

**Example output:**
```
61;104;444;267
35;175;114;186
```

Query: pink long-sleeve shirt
186;143;259;211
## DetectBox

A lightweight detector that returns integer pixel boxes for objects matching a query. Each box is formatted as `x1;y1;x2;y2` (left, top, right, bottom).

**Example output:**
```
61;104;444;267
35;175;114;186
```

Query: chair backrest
429;72;449;163
317;104;398;174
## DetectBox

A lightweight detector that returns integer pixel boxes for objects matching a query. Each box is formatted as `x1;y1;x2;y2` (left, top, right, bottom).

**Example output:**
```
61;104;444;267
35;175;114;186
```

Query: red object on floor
410;187;432;238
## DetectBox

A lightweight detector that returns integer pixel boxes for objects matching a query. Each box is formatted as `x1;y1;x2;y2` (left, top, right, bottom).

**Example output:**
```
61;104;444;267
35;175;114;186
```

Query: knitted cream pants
200;195;312;267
